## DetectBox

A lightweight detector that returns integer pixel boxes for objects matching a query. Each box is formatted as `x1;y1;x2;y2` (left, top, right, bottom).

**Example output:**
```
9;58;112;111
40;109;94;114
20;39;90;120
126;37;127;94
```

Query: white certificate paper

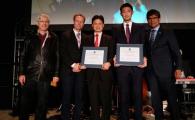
116;44;143;66
120;47;140;62
81;47;108;68
84;50;104;65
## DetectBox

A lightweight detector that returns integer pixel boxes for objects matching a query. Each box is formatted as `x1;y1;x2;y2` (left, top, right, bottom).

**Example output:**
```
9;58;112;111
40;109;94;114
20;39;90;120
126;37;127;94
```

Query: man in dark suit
84;15;114;120
60;13;87;120
145;9;182;120
112;3;147;120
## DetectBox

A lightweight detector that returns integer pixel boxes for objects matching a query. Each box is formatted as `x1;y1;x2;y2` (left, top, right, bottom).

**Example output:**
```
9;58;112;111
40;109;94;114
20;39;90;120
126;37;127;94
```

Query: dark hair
92;15;104;24
147;9;161;19
120;3;133;12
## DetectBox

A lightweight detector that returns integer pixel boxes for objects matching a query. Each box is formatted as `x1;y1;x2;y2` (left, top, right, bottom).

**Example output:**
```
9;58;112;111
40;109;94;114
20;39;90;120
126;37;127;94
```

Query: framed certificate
116;44;143;66
81;47;108;68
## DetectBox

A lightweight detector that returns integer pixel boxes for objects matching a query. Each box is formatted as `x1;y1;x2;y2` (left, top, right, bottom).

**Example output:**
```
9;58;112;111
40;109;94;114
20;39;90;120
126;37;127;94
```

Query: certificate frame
116;43;143;66
81;47;108;68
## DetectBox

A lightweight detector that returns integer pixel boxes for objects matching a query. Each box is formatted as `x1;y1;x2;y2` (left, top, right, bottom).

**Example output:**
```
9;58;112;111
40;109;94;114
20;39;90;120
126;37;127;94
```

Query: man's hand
138;57;147;68
175;69;182;79
80;65;86;70
102;62;111;70
19;75;26;86
187;76;194;79
72;63;81;72
51;77;59;87
113;55;120;67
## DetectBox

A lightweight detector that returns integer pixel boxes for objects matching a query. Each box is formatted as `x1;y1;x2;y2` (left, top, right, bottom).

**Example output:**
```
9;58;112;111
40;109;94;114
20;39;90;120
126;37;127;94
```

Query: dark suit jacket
112;23;146;120
145;27;182;78
113;23;145;45
113;23;145;72
60;30;88;73
84;33;114;81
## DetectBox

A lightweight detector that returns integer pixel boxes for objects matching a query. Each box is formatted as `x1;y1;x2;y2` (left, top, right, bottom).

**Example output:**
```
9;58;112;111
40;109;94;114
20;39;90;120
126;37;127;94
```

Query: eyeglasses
147;17;159;20
38;20;49;23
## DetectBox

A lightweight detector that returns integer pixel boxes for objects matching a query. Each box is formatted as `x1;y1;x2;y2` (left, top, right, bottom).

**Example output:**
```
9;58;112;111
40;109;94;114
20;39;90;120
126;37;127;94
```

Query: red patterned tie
94;34;99;47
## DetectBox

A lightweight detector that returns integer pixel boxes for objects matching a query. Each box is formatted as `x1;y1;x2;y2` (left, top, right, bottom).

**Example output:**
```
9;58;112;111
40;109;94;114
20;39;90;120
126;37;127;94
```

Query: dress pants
88;71;112;120
61;71;84;120
147;69;180;120
117;66;143;120
19;80;50;120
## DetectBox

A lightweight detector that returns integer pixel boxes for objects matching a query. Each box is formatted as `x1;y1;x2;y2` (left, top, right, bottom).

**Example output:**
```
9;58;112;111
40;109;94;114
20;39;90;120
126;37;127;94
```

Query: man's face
121;7;133;22
147;15;160;28
37;16;49;31
92;19;104;32
74;16;85;31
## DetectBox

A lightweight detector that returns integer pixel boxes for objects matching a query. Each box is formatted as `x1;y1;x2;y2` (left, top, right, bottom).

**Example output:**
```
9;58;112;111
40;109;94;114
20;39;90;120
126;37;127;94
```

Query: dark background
0;0;194;109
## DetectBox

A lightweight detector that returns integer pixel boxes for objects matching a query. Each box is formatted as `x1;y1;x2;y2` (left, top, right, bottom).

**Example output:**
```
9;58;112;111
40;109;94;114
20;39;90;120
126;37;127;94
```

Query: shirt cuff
71;63;76;68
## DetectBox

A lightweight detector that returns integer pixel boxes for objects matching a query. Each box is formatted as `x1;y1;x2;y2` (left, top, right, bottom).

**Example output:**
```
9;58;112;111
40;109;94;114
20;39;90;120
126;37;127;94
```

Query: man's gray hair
37;13;50;22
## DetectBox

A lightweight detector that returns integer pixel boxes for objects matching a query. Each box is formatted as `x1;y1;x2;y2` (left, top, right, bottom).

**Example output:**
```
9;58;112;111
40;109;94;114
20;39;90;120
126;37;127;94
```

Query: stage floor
0;108;194;120
0;108;60;120
0;108;152;120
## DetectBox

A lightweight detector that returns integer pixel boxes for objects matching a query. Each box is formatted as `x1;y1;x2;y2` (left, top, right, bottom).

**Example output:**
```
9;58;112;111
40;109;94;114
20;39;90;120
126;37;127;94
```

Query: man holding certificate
112;3;147;120
84;15;114;120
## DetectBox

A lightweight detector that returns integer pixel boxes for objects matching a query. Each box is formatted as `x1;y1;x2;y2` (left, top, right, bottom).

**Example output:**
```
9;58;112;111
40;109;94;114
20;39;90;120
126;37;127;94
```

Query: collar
123;21;132;27
94;32;102;37
151;25;160;31
73;28;81;35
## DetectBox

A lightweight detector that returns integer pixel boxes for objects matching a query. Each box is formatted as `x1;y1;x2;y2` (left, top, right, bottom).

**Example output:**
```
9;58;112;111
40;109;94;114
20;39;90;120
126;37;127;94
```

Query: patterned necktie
150;29;155;45
77;32;81;48
125;24;131;43
94;34;99;47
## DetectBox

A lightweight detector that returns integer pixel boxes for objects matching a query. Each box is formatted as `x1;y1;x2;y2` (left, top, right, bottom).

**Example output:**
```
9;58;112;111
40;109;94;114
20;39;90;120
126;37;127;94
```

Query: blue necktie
150;29;155;45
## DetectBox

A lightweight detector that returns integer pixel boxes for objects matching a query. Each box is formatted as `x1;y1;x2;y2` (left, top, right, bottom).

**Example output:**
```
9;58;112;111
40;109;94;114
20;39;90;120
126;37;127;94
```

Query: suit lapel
146;29;150;42
99;34;105;47
130;23;136;43
71;30;80;49
145;29;153;50
120;23;135;44
80;33;85;49
89;35;95;47
152;28;163;46
120;24;127;43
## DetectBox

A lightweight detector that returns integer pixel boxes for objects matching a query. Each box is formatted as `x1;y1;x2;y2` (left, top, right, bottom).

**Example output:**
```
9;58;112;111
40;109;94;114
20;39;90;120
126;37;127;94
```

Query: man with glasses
145;9;182;120
18;13;59;120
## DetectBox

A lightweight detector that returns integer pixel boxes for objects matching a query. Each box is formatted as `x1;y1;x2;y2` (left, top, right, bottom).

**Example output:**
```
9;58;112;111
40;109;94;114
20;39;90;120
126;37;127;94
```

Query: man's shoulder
62;30;73;35
61;30;75;40
102;33;112;39
132;23;145;29
112;24;123;30
49;31;58;37
158;27;175;37
81;31;88;38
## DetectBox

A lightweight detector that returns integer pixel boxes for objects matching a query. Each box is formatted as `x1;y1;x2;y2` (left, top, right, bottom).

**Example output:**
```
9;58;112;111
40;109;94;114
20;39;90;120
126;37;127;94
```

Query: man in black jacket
18;13;59;120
